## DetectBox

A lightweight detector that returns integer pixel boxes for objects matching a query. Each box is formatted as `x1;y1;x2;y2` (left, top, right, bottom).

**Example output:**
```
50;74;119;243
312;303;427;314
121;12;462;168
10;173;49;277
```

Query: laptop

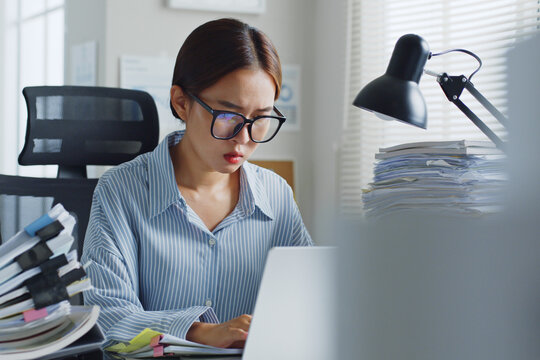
242;246;337;360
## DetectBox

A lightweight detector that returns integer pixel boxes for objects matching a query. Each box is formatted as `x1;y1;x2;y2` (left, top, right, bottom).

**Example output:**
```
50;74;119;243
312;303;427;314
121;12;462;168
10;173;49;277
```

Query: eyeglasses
188;92;286;143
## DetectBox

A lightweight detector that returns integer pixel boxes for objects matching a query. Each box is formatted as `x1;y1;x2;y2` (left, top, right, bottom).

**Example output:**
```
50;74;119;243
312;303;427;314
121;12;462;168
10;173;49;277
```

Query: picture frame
275;64;301;131
166;0;265;14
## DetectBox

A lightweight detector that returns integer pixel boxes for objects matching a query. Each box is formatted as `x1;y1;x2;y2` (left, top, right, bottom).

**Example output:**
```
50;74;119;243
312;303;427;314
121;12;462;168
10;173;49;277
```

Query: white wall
312;0;349;243
65;0;107;86
65;0;329;241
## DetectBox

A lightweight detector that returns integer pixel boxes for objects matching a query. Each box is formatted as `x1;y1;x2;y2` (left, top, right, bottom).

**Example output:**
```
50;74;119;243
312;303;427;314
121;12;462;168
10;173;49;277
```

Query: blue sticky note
24;214;54;237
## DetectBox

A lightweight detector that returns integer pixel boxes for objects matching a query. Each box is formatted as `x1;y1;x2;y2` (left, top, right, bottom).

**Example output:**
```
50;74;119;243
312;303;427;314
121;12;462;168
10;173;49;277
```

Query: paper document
107;328;244;358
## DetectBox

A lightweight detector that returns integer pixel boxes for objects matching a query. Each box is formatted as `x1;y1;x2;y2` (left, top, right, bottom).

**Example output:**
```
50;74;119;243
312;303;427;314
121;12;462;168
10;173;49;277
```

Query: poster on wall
275;64;301;131
71;41;97;86
120;55;182;140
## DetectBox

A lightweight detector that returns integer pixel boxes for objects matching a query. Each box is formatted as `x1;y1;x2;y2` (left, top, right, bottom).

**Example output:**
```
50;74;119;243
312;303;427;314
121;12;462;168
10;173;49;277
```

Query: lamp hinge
437;73;467;102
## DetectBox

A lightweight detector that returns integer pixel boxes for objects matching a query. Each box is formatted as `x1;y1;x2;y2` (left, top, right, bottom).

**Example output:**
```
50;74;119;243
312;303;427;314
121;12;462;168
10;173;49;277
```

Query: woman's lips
224;152;243;164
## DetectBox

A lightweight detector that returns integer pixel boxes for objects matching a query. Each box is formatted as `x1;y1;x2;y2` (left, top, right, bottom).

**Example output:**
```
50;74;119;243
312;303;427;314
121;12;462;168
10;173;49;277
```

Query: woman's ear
170;85;191;121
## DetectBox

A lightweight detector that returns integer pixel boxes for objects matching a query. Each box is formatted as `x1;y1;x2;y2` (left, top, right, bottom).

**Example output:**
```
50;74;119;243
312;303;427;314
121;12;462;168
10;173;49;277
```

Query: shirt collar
147;131;185;219
240;162;275;220
147;131;274;220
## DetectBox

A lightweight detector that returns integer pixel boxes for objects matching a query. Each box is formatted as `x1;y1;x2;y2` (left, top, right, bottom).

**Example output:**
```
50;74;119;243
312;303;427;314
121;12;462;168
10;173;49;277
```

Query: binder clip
23;254;86;309
16;220;66;271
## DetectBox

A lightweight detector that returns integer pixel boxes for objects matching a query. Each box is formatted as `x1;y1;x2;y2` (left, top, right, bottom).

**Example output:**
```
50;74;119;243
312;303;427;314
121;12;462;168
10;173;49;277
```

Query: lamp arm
452;99;506;152
464;81;508;128
437;73;507;152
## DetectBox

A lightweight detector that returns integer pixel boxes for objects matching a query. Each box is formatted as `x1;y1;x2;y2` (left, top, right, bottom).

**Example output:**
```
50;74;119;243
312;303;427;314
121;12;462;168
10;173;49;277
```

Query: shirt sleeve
284;183;314;247
81;184;218;347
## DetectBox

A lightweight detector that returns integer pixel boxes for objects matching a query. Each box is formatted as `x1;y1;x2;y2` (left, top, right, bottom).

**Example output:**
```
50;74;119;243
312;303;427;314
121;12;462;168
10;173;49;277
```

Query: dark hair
170;18;282;120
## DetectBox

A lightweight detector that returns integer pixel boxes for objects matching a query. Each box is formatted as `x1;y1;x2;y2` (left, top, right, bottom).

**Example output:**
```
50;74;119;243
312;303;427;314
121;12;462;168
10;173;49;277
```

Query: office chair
19;86;159;178
0;86;159;258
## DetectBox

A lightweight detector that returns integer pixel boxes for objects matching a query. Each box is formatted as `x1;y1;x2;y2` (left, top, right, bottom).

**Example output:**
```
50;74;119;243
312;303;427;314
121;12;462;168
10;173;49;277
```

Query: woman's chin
216;162;244;174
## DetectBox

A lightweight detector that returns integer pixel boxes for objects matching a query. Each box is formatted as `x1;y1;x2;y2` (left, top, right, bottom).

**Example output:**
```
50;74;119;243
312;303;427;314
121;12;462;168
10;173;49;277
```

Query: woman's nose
232;123;251;144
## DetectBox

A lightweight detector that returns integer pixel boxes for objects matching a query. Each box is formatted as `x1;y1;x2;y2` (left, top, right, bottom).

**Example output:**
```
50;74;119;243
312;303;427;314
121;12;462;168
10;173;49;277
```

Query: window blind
340;0;540;214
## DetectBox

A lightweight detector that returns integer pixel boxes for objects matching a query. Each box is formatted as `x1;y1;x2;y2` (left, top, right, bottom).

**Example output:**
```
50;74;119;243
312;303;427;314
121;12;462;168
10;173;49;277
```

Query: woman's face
181;68;276;174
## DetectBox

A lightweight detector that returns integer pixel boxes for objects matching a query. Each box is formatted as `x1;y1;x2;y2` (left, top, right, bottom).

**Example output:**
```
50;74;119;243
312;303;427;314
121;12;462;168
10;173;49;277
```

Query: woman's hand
186;314;252;348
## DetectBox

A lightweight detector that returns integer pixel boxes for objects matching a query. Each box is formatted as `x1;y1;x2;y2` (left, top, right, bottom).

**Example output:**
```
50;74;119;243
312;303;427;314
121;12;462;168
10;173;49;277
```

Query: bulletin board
250;160;295;194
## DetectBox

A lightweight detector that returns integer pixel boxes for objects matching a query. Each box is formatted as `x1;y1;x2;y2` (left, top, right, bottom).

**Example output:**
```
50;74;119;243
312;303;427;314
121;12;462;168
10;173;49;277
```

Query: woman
82;18;312;349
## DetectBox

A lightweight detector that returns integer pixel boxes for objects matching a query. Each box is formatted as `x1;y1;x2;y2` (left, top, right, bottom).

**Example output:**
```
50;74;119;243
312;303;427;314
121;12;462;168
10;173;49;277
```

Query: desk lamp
353;34;508;151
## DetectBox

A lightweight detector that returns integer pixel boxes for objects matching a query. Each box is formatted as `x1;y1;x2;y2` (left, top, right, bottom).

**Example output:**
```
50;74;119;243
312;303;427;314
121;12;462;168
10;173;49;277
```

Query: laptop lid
242;246;336;360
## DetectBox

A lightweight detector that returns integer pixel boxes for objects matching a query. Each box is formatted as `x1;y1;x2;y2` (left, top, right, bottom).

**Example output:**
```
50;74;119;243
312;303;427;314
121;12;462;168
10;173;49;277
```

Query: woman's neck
169;136;239;192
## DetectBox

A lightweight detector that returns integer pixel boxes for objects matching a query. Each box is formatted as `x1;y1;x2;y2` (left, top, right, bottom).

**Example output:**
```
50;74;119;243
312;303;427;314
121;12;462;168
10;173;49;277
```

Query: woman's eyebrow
217;99;273;112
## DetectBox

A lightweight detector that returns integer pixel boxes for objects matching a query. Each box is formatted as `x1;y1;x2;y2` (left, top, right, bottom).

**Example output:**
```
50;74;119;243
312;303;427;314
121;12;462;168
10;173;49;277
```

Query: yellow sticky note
105;342;127;353
106;328;163;353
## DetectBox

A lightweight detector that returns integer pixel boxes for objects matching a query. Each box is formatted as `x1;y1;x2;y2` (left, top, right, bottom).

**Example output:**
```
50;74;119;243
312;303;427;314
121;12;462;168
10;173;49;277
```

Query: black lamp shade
353;34;430;129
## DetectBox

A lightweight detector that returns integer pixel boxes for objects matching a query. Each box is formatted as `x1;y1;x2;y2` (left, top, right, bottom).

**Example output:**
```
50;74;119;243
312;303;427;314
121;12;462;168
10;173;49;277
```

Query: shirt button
205;299;212;307
208;239;216;247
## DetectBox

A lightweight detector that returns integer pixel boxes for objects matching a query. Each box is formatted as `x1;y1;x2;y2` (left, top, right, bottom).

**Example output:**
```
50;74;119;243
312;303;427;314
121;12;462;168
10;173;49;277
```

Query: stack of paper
0;204;100;360
362;140;507;218
106;328;243;359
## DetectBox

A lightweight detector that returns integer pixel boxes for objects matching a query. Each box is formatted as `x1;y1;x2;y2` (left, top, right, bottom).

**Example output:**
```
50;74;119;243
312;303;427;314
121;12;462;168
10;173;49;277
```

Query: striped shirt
81;130;312;346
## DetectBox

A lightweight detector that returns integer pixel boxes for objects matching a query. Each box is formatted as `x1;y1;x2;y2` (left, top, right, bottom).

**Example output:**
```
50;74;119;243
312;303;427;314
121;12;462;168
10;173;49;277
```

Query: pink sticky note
150;334;163;347
23;308;48;322
153;345;164;357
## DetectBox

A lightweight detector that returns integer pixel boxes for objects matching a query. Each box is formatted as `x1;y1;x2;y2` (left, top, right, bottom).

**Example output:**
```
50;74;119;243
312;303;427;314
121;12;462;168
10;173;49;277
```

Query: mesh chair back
19;86;159;178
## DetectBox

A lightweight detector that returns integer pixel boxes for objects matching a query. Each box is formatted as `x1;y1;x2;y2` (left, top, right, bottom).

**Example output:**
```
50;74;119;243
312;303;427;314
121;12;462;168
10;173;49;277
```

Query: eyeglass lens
213;113;281;142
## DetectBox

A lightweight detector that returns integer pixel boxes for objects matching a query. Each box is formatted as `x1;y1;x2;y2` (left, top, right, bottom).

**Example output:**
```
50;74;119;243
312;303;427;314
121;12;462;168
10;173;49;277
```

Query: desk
41;349;103;360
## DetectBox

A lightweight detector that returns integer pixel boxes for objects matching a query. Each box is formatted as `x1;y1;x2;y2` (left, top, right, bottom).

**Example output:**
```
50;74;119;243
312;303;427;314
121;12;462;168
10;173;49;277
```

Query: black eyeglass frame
188;92;286;143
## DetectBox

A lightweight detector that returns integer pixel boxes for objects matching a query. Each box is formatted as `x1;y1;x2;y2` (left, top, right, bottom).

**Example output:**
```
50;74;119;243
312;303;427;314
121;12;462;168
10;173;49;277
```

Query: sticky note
106;328;163;353
23;308;48;322
153;345;164;357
